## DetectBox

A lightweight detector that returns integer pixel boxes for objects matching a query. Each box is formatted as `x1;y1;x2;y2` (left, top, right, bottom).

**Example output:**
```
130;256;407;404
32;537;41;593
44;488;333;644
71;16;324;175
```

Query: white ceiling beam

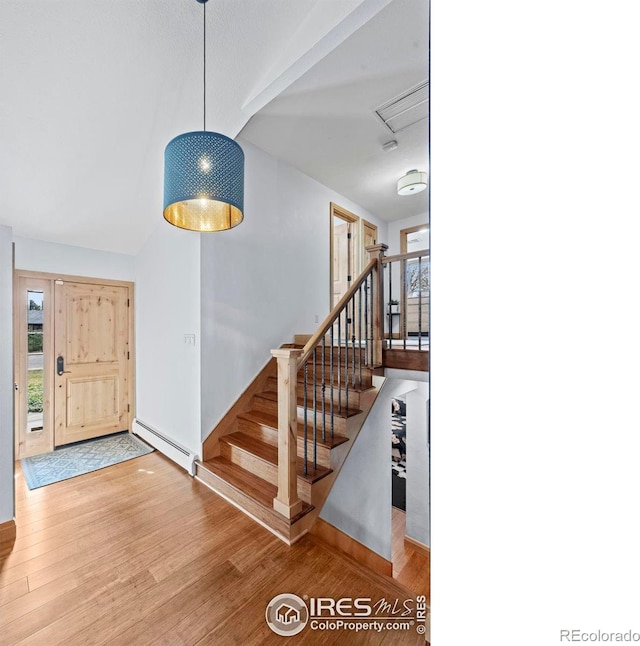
239;0;393;129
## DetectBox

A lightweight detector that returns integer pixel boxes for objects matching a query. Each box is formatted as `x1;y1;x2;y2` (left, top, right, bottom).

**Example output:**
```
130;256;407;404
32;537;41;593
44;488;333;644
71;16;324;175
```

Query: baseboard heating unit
132;418;197;475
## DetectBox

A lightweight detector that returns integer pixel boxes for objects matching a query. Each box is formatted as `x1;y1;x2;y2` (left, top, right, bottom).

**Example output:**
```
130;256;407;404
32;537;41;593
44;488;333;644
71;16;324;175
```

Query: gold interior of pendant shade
163;199;244;232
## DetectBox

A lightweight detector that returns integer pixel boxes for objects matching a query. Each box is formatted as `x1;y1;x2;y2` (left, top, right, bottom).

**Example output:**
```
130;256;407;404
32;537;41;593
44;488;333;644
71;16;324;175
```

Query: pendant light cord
203;0;206;131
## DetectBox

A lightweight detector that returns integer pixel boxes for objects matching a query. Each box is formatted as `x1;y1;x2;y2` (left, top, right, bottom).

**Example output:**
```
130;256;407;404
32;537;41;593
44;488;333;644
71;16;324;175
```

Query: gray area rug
21;432;154;490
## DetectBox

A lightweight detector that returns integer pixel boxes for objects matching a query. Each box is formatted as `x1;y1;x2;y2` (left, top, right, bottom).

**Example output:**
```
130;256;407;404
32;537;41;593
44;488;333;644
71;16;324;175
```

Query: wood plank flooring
2;452;428;645
392;507;430;603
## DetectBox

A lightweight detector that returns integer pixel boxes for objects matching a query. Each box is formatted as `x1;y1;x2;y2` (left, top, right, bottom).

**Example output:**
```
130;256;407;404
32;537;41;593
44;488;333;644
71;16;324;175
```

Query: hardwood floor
392;507;430;603
1;453;428;645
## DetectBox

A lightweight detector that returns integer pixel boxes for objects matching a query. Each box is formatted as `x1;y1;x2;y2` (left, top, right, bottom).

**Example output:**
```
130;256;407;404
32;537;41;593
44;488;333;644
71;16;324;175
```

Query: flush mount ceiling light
397;169;427;196
163;0;244;232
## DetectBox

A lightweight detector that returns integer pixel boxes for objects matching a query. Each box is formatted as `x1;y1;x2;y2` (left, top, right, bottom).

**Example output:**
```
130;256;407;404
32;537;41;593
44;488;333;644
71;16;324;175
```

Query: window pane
27;290;44;432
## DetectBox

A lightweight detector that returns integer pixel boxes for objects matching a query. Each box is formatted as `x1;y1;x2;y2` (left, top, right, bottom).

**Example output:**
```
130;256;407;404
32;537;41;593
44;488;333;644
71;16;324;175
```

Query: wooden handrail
298;257;378;367
381;249;429;265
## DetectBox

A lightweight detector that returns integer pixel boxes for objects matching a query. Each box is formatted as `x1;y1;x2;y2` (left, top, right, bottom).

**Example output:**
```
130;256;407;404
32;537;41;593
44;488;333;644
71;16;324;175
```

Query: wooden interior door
362;219;378;261
54;280;130;446
332;221;352;307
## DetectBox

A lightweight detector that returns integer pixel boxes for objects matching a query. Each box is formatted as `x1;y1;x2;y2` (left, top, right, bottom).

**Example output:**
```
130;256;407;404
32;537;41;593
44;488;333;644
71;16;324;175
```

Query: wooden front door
54;280;130;446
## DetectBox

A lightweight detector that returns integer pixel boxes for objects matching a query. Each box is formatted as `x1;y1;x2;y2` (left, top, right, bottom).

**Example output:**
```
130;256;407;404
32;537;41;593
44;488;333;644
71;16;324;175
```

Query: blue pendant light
163;0;244;232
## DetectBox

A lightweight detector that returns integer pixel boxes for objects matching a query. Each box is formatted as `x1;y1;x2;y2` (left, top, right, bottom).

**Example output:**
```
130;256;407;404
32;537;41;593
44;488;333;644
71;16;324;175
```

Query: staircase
195;341;380;544
194;243;428;544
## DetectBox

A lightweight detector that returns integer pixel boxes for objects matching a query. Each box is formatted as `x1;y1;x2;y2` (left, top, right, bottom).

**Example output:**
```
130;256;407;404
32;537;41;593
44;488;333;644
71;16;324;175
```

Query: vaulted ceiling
0;0;428;255
240;0;428;223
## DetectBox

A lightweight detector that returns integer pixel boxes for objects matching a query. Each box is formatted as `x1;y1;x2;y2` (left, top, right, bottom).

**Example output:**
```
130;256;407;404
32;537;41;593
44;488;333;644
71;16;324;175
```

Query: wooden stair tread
200;456;277;505
237;409;349;449
255;390;361;418
197;457;314;524
222;431;333;483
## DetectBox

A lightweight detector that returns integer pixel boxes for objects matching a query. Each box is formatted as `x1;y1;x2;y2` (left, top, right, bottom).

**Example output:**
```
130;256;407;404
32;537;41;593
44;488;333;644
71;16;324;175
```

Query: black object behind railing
382;250;429;351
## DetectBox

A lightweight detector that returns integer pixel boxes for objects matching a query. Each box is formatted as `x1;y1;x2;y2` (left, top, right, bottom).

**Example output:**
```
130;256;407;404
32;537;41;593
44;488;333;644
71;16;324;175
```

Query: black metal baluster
345;306;349;413
364;278;369;367
402;259;407;350
358;285;363;386
312;347;317;470
387;263;392;349
337;313;341;414
322;336;326;443
303;359;308;475
351;295;356;390
418;255;423;350
330;326;335;440
369;272;374;366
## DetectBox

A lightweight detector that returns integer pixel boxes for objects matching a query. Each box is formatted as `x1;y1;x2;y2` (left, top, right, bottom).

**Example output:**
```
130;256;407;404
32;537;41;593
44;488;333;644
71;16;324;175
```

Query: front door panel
54;281;129;446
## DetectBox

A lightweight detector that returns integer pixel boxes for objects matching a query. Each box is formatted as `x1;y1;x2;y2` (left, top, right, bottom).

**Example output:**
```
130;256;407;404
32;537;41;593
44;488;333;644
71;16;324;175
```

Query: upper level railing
269;243;428;520
382;248;429;351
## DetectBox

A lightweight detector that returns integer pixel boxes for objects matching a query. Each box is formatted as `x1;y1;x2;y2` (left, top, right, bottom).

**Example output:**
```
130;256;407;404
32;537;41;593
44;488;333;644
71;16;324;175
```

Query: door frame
13;270;135;458
400;224;429;254
329;202;360;310
14;275;55;458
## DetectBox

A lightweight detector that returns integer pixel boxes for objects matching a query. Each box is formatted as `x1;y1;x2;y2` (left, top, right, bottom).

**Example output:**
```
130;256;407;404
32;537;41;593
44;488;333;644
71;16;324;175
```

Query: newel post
366;243;388;367
270;348;303;519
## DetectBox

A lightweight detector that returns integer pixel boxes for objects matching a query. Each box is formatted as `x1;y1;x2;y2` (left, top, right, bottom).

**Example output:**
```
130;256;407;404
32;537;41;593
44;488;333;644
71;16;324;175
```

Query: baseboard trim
404;535;430;559
0;519;17;555
311;517;393;577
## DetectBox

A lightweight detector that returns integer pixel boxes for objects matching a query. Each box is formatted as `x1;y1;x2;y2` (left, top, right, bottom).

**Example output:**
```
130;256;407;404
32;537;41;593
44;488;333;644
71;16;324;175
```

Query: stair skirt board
194;472;309;546
132;418;198;475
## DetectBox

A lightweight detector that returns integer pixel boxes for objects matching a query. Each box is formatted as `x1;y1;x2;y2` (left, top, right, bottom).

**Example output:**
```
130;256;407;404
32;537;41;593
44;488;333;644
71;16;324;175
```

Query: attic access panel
374;80;429;134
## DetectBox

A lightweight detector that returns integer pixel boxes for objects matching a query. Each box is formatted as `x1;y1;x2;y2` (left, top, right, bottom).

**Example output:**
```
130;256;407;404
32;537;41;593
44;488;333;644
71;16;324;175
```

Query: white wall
406;381;430;546
200;138;387;438
135;222;201;456
386;212;429;256
320;378;410;559
0;225;14;523
13;236;135;281
320;376;429;558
